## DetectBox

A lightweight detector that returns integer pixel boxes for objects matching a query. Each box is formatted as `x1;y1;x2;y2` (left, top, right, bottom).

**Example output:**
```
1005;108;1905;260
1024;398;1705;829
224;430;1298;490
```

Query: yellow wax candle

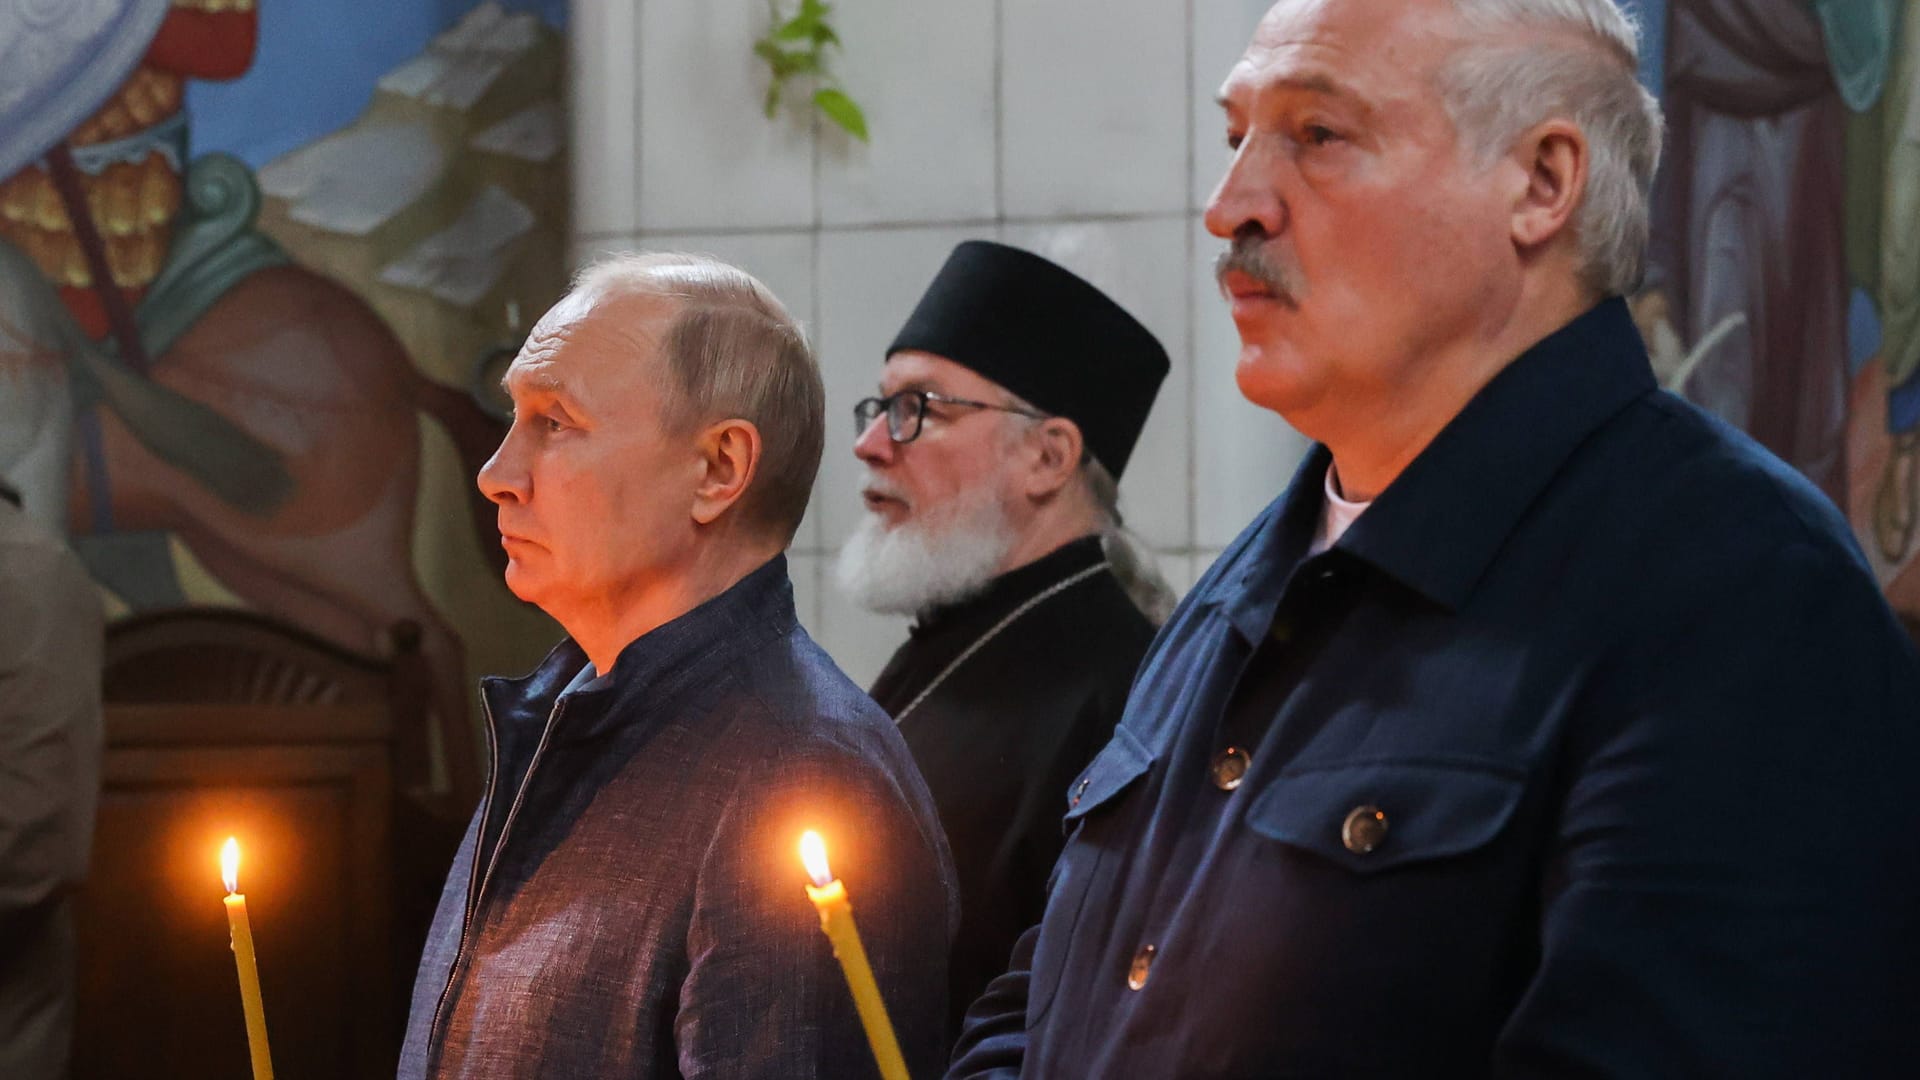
221;838;275;1080
799;831;910;1080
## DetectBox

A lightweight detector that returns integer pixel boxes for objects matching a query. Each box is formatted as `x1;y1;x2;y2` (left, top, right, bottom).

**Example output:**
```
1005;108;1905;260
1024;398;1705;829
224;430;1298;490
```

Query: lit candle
799;830;910;1080
221;838;275;1080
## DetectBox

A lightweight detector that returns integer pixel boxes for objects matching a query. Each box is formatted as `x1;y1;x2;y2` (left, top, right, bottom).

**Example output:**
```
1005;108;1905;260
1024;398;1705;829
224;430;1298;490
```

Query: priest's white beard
835;478;1016;617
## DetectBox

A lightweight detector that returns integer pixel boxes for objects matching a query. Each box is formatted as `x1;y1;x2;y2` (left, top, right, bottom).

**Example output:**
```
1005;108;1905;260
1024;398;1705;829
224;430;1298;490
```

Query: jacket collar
483;554;798;743
1215;297;1656;639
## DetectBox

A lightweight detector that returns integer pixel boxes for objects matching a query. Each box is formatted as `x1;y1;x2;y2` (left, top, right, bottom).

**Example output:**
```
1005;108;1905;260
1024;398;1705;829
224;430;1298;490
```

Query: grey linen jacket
399;555;959;1078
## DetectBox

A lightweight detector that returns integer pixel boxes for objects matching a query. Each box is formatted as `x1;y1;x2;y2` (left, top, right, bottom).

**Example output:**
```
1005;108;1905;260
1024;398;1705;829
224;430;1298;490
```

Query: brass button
1127;944;1156;990
1210;747;1251;791
1342;804;1388;854
1071;776;1091;807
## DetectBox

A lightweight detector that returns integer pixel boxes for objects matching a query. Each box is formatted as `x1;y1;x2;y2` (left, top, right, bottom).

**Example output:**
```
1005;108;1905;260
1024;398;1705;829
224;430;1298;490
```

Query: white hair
571;251;825;544
1439;0;1665;296
835;476;1015;616
837;402;1178;624
1080;457;1177;625
996;393;1177;625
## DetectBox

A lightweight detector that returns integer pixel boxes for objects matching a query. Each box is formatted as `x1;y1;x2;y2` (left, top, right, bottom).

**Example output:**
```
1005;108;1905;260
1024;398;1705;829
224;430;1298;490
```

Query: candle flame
799;830;833;887
221;837;240;894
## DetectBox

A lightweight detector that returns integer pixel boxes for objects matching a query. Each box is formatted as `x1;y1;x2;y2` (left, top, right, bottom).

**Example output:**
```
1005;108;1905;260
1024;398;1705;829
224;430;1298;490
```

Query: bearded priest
835;240;1171;1042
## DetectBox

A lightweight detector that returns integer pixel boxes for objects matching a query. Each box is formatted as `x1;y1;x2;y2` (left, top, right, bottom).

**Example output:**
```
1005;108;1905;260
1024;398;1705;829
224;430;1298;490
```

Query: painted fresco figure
1853;6;1920;562
0;0;506;803
0;0;258;342
1641;0;1890;509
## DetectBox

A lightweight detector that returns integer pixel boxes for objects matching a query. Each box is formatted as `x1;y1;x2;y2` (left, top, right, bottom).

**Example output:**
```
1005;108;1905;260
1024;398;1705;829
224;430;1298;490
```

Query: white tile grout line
577;210;1198;244
810;18;824;232
630;0;645;241
808;69;828;596
993;0;1006;226
1184;0;1200;555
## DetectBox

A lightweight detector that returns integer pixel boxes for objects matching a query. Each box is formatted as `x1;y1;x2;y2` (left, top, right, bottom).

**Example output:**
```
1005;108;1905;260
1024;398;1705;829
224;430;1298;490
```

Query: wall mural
0;0;1913;801
0;0;569;805
1626;0;1918;623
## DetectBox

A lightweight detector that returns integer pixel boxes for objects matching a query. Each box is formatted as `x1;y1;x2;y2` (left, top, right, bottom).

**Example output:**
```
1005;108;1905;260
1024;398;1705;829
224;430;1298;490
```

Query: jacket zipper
424;694;567;1057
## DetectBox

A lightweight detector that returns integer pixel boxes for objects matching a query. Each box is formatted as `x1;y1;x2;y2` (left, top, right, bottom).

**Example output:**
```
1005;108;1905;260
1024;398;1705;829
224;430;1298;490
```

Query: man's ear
1021;418;1085;500
1509;118;1587;251
691;417;763;526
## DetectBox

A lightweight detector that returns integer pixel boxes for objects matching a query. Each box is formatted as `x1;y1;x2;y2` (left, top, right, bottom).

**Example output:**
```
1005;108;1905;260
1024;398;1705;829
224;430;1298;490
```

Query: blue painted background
186;0;566;169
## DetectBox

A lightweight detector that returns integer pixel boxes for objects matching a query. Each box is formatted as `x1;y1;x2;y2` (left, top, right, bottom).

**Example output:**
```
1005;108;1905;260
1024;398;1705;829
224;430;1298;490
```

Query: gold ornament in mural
0;67;186;292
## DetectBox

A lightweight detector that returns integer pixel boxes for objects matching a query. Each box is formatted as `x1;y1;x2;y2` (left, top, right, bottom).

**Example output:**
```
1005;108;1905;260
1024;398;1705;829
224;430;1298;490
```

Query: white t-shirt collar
1311;461;1372;555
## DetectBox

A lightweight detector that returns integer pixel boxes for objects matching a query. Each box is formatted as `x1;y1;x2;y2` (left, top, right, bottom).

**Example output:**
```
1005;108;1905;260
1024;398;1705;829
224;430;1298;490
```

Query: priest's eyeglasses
853;390;1048;444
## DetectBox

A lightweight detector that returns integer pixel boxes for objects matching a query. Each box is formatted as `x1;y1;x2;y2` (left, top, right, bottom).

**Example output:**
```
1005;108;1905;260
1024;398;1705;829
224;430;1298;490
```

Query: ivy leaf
814;87;868;141
756;42;821;79
780;50;824;76
773;14;817;40
775;0;828;41
758;0;864;142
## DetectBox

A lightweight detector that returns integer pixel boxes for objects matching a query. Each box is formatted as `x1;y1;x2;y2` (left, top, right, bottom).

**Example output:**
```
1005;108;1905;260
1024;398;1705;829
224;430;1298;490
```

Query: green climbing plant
754;0;869;141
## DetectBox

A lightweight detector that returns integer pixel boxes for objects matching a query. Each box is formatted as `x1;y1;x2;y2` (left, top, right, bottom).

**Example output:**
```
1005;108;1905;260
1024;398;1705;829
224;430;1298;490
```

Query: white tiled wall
637;2;817;229
569;0;1306;686
1192;0;1283;211
817;0;998;226
569;1;640;234
1000;0;1189;218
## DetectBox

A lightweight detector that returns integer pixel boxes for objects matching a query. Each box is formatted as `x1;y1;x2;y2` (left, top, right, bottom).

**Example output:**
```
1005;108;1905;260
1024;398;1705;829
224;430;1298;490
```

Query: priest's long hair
1084;459;1178;626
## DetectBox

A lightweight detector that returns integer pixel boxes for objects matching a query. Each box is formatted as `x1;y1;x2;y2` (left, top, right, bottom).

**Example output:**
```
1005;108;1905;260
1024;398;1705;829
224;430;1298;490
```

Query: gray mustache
1214;236;1298;305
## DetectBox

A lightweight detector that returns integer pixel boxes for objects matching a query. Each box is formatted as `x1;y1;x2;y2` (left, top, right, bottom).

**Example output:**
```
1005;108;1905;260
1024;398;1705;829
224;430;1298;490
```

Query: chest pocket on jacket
1061;722;1155;830
1026;724;1156;1027
1245;758;1526;873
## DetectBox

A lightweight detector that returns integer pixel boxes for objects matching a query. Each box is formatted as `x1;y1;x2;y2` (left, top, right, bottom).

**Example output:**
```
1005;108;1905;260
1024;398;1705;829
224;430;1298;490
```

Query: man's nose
852;412;895;465
477;431;528;506
1204;141;1287;241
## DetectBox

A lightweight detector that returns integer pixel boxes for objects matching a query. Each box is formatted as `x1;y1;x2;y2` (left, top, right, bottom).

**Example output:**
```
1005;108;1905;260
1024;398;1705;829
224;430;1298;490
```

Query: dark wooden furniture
73;609;445;1080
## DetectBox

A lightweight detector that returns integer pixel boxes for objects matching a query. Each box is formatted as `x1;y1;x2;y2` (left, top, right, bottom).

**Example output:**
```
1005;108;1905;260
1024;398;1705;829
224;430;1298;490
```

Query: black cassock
868;536;1155;1040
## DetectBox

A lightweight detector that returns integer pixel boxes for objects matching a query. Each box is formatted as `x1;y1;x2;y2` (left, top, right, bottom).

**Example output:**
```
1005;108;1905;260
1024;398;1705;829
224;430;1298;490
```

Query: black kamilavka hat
886;240;1170;479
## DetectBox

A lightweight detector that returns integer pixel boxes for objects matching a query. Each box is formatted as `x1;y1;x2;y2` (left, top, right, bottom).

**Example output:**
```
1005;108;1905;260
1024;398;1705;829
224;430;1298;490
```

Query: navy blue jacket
948;299;1920;1078
399;556;960;1079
